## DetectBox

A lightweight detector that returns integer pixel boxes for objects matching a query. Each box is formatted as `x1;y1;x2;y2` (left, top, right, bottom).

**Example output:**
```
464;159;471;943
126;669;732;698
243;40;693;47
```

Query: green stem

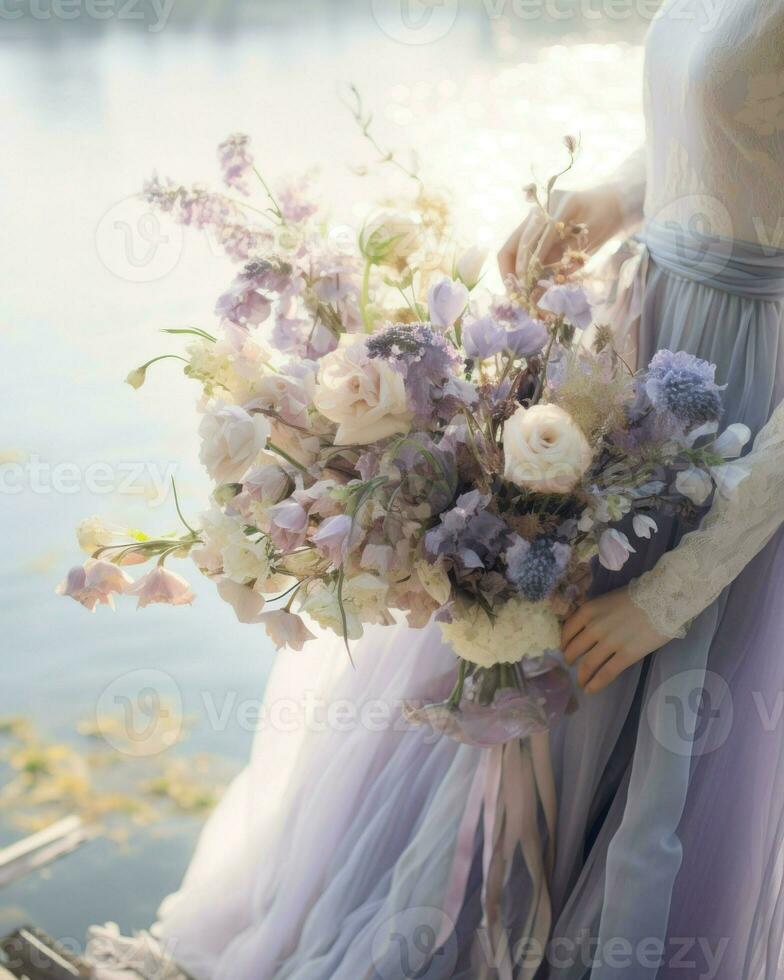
531;325;559;405
267;441;310;475
171;478;197;537
447;659;469;709
141;354;189;370
252;166;286;225
360;257;373;332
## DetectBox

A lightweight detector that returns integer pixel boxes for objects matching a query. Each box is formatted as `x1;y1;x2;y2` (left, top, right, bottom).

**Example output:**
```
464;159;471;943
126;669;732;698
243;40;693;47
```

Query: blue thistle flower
506;537;571;602
657;369;723;426
645;349;723;427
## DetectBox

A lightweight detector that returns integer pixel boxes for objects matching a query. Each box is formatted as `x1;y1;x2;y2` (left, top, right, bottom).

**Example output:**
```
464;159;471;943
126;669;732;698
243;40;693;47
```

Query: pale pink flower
260;610;316;651
216;578;265;624
310;514;355;567
598;529;636;571
267;499;309;551
56;559;134;611
360;543;397;575
130;566;195;608
243;464;293;508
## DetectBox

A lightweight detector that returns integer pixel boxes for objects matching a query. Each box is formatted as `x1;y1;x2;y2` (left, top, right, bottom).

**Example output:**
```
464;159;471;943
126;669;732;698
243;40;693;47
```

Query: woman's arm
562;400;784;692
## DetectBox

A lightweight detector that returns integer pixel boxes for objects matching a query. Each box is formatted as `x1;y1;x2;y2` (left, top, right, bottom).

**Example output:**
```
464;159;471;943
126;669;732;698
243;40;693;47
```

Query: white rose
503;404;593;494
199;402;271;483
314;337;413;445
362;209;422;267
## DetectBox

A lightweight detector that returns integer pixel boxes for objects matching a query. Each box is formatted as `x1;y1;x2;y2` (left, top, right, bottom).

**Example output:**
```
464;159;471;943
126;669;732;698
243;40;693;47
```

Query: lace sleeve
629;402;784;638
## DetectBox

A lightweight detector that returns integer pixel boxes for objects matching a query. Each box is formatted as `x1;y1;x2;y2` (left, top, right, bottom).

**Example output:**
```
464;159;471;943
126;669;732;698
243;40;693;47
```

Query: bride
138;2;784;977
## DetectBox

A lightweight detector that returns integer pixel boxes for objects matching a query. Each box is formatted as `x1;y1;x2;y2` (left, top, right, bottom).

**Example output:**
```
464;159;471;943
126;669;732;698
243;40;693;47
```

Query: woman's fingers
561;603;593;649
497;223;524;279
519;219;560;274
585;653;630;695
498;211;555;280
563;623;599;664
576;641;616;689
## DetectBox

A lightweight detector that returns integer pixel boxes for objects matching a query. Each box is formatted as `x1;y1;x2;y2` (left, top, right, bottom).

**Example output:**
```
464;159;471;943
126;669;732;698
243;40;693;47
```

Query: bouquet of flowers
59;119;747;744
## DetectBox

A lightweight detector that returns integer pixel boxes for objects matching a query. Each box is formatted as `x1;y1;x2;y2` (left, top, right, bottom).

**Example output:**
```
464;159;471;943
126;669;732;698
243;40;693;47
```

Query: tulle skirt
156;229;784;980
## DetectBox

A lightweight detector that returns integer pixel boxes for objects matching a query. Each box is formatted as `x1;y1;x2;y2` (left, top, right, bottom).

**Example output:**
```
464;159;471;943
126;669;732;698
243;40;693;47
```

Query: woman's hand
561;586;672;694
498;185;625;280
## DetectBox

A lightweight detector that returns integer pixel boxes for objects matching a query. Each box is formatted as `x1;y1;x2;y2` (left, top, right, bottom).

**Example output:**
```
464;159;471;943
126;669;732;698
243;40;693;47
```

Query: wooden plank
0;817;93;888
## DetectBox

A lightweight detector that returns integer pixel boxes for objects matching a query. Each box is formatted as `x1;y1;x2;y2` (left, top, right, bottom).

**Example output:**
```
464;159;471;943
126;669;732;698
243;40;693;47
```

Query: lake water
0;0;647;953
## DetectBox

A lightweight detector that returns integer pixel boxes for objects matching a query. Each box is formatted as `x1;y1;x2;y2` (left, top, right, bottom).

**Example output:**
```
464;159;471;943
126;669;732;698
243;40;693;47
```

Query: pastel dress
154;2;784;978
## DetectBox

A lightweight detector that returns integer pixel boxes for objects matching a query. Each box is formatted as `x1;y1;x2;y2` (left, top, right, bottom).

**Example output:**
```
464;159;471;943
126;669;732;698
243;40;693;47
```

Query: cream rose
198;402;271;483
314;337;413;445
503;404;593;494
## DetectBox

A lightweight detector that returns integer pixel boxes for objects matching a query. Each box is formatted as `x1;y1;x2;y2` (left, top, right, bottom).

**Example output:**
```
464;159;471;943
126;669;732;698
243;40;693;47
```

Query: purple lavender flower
240;258;293;293
383;434;458;519
491;302;549;357
278;176;319;224
462;316;506;359
425;490;512;570
505;536;571;601
218;134;254;196
142;176;272;262
215;281;271;327
366;322;466;423
143;176;233;229
538;282;593;330
216;260;296;329
645;350;723;427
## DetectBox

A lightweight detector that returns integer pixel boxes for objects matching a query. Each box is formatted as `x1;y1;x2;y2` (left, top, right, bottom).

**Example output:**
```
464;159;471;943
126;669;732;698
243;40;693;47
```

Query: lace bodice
629;402;784;637
613;1;784;246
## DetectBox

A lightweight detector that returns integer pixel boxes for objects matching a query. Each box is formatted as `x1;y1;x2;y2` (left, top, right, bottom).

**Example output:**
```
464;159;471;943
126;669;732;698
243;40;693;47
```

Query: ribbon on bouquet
586;235;650;371
438;732;557;979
